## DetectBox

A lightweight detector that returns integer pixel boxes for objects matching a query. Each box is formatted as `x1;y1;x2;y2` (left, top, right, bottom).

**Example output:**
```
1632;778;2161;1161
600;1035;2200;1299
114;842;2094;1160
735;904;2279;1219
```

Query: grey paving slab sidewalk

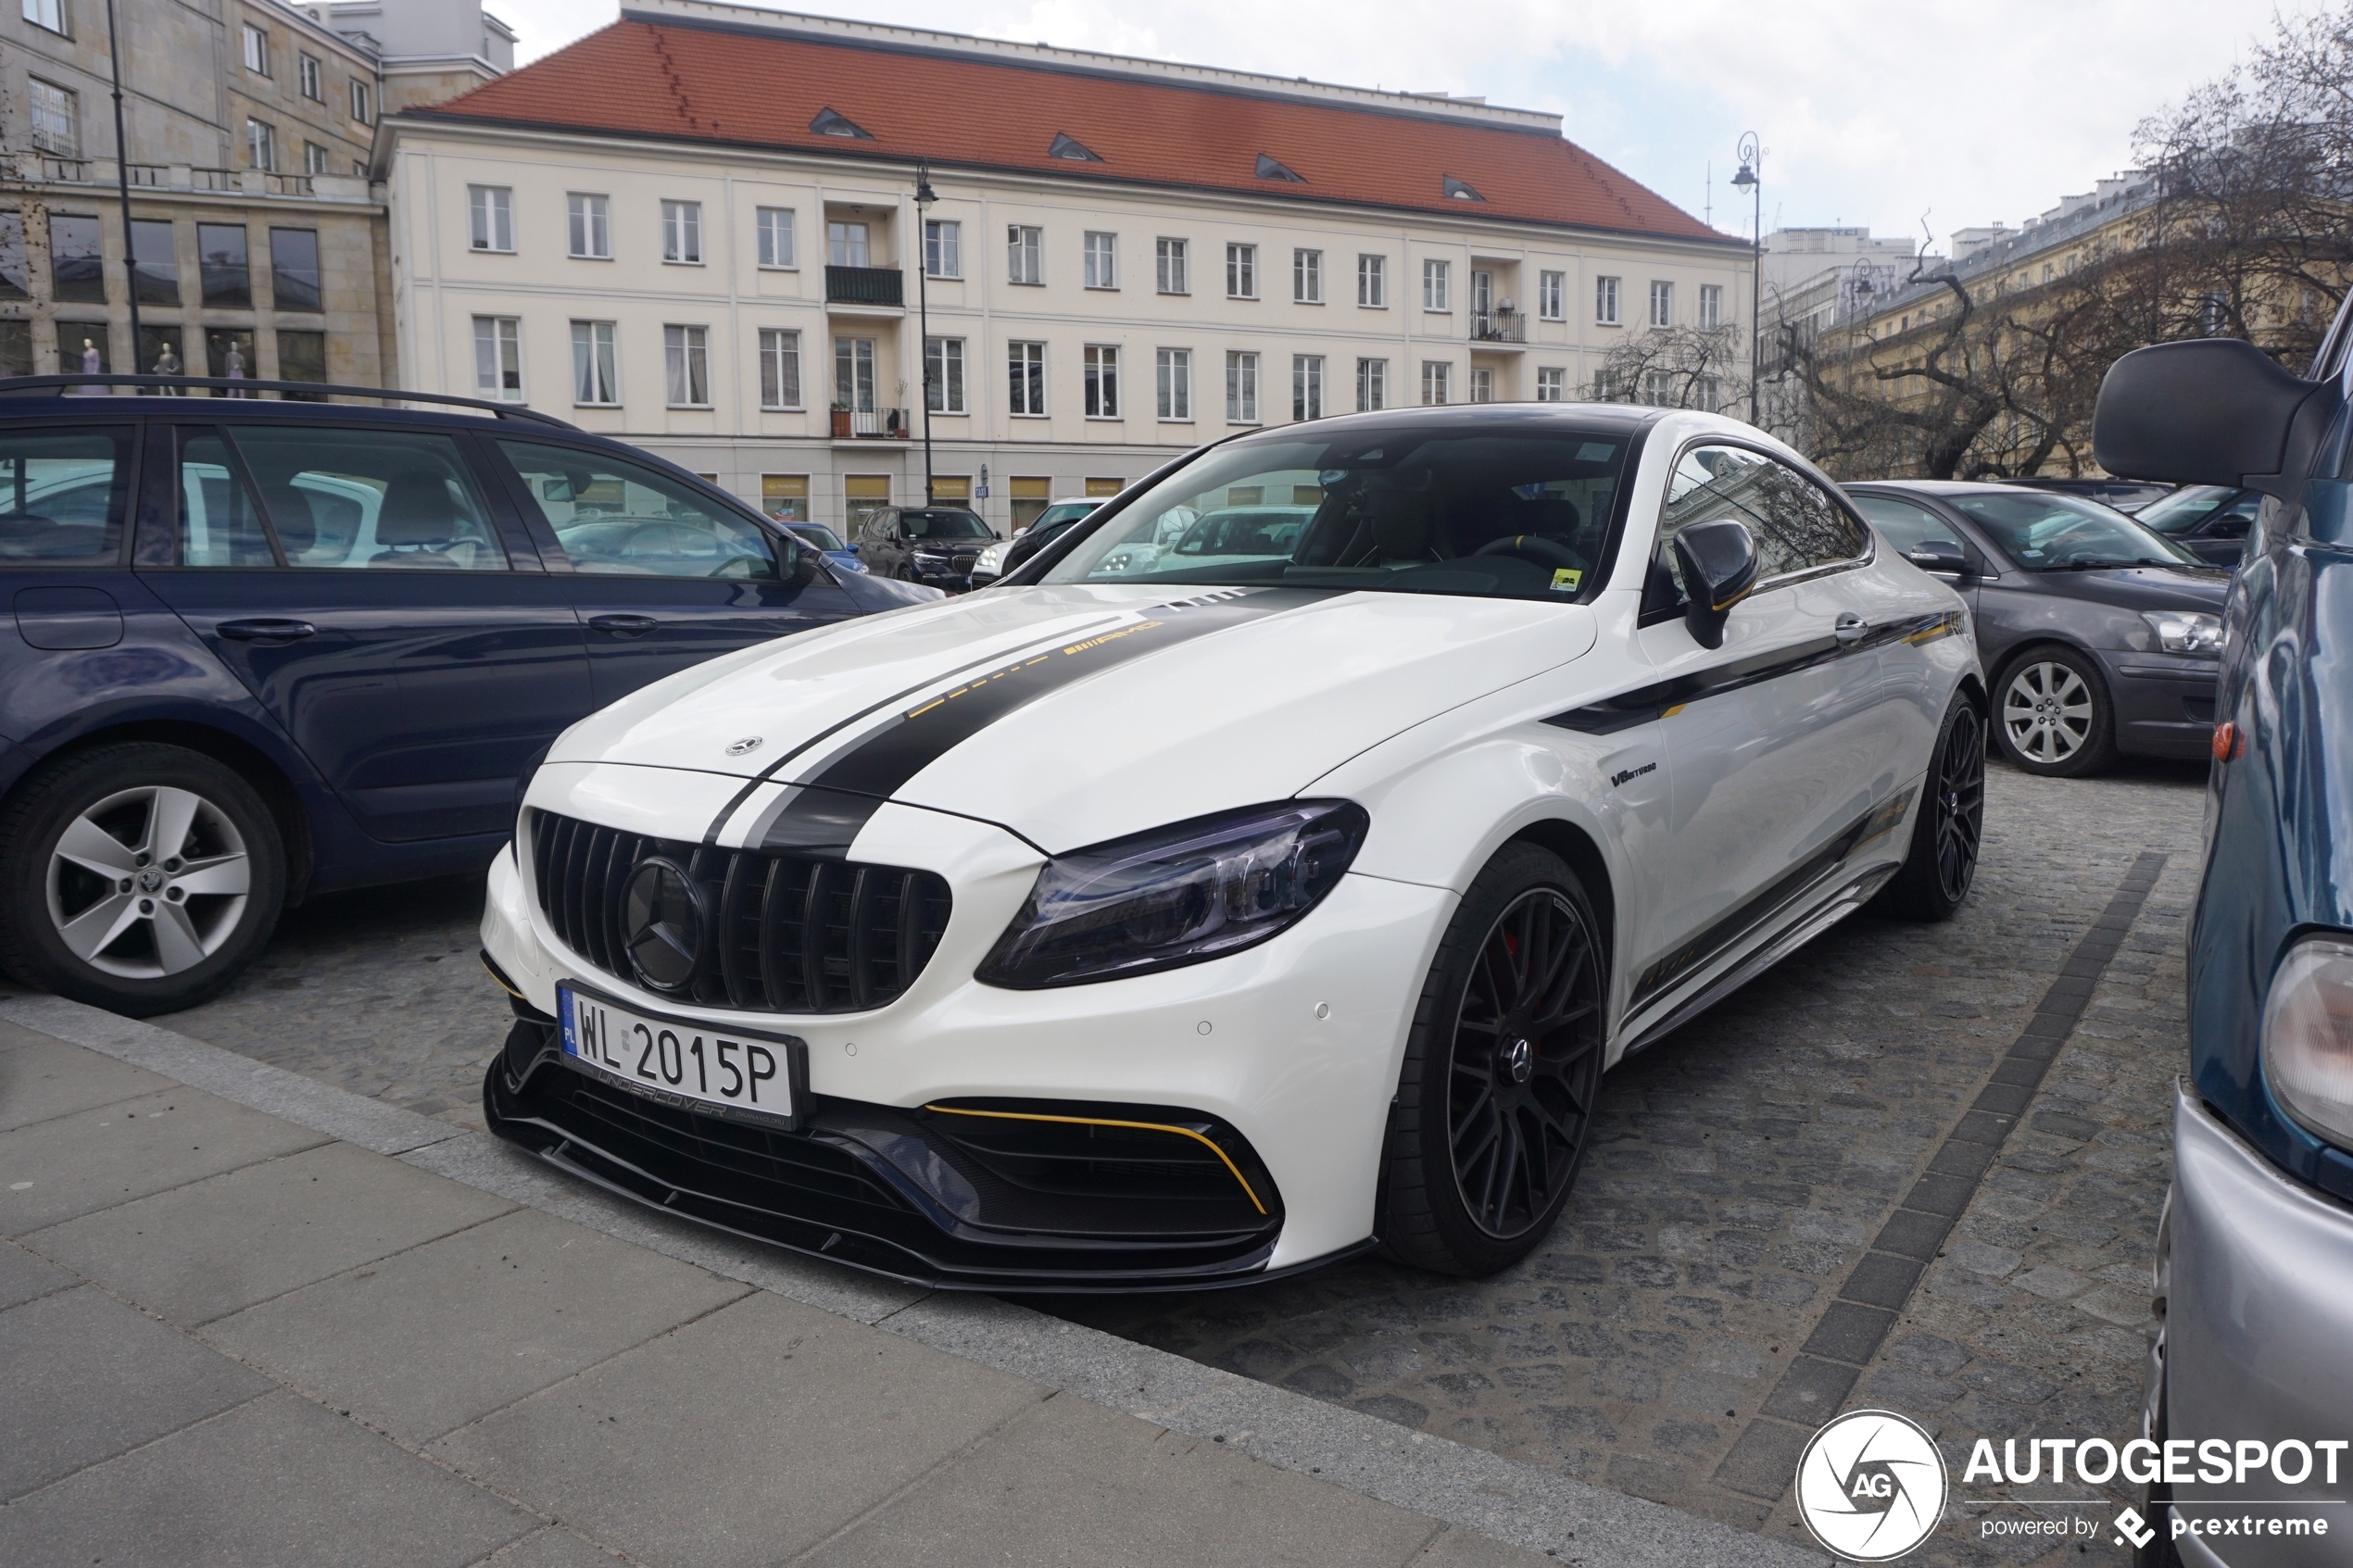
0;1009;1819;1568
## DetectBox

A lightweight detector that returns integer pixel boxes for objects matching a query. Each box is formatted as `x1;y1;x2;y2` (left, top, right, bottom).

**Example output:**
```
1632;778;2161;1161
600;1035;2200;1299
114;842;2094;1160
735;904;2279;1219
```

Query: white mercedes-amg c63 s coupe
479;404;1985;1291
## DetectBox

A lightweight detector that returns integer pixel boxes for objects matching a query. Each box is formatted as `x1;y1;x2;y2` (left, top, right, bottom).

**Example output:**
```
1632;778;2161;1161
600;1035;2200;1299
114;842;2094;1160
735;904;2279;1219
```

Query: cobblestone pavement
139;757;2206;1564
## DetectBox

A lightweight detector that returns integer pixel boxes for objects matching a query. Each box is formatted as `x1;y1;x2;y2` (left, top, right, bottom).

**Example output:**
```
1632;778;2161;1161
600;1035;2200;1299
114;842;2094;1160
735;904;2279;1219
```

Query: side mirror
2094;339;2330;494
1673;518;1759;650
1907;539;1969;576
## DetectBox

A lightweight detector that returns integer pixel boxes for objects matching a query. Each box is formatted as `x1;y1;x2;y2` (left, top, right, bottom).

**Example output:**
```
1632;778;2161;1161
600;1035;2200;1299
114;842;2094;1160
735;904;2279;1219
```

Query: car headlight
2143;609;2223;655
976;800;1369;988
2261;936;2353;1151
976;545;1003;571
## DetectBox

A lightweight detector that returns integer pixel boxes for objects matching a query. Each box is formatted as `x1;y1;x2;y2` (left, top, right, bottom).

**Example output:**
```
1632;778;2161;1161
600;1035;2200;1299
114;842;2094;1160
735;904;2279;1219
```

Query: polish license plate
556;984;807;1131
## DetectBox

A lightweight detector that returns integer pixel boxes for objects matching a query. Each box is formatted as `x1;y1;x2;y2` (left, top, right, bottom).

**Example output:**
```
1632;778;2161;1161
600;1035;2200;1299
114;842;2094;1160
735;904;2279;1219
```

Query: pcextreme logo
1794;1410;1950;1562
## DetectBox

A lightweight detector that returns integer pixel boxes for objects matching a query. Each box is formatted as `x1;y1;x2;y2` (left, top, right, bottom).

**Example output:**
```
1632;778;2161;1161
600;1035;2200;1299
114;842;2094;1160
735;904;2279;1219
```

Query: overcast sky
484;0;2302;255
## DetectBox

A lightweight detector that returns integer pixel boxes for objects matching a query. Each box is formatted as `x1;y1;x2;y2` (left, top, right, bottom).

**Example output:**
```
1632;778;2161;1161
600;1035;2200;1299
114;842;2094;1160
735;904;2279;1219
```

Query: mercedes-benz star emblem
1503;1036;1533;1084
620;857;705;992
726;735;764;757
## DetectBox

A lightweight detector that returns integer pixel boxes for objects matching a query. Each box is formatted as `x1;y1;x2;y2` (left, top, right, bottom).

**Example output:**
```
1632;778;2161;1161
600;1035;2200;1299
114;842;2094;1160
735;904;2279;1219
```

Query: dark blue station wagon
0;378;930;1017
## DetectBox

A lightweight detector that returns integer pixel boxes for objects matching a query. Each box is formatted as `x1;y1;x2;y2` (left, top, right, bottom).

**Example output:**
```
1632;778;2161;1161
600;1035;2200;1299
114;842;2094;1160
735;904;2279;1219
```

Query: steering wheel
1473;533;1587;571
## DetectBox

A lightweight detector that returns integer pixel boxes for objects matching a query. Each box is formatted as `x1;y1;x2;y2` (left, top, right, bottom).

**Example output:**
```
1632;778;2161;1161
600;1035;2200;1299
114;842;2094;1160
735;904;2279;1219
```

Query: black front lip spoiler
483;1059;1376;1295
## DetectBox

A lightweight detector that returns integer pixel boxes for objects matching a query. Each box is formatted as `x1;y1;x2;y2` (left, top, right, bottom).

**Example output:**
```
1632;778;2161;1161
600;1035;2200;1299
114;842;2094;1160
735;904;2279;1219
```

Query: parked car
2091;322;2353;1565
483;404;1984;1291
1999;475;2175;513
784;521;866;574
1846;481;2229;777
2131;483;2263;568
972;499;1097;586
0;375;936;1016
854;505;996;590
1094;506;1317;578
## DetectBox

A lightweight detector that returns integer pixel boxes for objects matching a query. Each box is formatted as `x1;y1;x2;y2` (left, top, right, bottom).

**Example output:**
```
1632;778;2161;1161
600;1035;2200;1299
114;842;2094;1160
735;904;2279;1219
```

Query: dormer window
1254;153;1305;183
1442;175;1485;202
809;107;872;140
1048;132;1101;162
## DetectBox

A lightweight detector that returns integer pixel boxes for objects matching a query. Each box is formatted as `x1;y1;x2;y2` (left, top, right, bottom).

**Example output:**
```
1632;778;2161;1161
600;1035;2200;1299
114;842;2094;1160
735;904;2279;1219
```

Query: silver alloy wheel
2002;660;2095;764
44;785;252;978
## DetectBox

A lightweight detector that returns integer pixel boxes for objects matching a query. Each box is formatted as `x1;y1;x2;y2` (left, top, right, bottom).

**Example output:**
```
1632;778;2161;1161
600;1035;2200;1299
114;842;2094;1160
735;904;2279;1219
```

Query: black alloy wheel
1874;695;1987;922
1380;843;1606;1274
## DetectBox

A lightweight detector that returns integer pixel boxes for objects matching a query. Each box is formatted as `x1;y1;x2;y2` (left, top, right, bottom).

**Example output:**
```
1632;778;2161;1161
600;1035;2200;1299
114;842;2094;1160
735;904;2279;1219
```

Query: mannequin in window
153;339;182;395
223;340;245;396
75;338;101;394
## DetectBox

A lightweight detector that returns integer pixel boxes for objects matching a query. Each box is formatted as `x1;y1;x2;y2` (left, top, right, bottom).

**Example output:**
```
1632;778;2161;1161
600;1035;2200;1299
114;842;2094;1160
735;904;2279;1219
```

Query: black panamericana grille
529;809;952;1014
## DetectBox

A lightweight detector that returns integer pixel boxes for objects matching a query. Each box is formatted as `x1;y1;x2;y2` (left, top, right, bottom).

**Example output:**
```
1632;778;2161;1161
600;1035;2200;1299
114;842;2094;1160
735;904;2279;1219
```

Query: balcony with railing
1470;308;1527;345
825;266;904;308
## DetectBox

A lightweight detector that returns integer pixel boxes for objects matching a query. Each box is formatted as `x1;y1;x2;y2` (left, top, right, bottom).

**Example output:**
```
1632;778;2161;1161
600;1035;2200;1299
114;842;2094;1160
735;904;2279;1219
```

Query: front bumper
2100;651;2220;759
479;783;1456;1287
2158;1082;2353;1564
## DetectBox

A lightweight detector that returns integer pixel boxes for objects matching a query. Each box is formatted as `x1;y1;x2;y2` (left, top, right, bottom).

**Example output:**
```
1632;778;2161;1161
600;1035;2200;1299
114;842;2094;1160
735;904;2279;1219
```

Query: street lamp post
1730;134;1761;425
106;0;143;381
913;163;937;507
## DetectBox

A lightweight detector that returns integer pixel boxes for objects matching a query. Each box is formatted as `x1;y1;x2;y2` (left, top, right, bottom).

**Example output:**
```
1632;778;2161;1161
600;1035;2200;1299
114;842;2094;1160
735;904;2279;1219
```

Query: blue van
0;376;932;1017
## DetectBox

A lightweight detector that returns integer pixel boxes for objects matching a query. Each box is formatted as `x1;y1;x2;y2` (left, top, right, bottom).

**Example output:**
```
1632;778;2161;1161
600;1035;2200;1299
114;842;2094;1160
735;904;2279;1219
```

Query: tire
1378;842;1606;1275
1994;645;2119;777
1872;695;1987;922
0;743;287;1016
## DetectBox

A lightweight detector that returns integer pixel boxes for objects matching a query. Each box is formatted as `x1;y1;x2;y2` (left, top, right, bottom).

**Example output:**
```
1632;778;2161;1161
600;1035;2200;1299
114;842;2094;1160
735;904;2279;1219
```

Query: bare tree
1582;325;1747;415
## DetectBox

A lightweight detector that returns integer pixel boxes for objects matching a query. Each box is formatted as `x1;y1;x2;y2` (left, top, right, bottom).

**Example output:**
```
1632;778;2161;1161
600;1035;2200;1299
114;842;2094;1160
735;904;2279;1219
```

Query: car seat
368;470;461;568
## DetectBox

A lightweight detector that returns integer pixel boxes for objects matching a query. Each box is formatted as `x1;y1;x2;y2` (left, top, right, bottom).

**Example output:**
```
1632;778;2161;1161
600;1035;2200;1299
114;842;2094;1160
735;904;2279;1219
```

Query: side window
1657;444;1868;595
178;431;278;567
1850;494;1961;557
497;441;777;581
864;509;894;542
2210;493;2260;539
0;425;132;565
224;426;508;571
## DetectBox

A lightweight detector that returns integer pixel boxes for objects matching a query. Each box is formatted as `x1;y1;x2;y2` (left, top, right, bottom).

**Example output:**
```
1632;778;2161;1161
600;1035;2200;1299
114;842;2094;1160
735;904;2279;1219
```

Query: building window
1596;275;1621;325
663;324;710;407
925;335;964;413
754;207;795;270
129;218;175;305
349;80;371;125
1422;258;1450;312
48;213;104;303
1700;283;1724;329
1357;254;1386;307
1695;374;1722;413
1155;237;1188;295
759;328;802;410
572;320;619;405
1294;249;1322;304
1292;355;1323;420
473;316;522;401
567;194;610;259
1421;361;1451;405
276;329;325;389
245;119;275;172
242;23;269;75
22;0;65;35
1226;350;1259;421
826;220;868;268
468;186;513;253
1084;344;1119;417
835;336;876;411
269;227;321;311
1355;358;1386;412
661;201;702;264
761;475;809;523
0;213;25;301
304;142;328;175
1082;231;1116;290
1643;370;1676;405
1008;340;1046;415
1539;270;1565;321
28;80;77;157
1535;367;1565;401
197;222;249;307
1156;348;1191;420
1008;225;1042;285
297;52;322;100
1650;281;1674;328
924;219;960;278
1469;366;1495;403
1227;244;1257;299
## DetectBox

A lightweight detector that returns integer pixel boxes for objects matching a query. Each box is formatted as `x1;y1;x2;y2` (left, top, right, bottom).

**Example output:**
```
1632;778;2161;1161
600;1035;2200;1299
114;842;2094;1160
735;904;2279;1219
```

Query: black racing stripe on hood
749;587;1331;847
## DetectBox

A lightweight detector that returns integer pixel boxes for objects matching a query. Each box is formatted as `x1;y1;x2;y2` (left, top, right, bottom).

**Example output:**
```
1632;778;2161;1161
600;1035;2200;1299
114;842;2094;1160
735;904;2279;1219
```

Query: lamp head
1730;162;1758;192
914;162;938;207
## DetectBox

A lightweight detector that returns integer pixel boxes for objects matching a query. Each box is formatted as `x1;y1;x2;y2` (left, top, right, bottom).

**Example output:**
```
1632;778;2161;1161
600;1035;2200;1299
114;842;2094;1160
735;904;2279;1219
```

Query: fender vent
528;810;951;1014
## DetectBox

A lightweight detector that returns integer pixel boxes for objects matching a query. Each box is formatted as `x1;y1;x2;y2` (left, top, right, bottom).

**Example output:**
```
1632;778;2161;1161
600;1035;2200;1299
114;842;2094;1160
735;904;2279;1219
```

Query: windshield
1949;492;2203;571
901;509;992;541
2132;484;2239;534
1038;421;1631;601
1028;502;1096;532
790;523;849;552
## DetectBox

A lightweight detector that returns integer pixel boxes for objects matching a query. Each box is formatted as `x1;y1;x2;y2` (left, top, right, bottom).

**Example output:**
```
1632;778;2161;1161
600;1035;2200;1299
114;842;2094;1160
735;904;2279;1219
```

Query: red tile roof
412;18;1730;245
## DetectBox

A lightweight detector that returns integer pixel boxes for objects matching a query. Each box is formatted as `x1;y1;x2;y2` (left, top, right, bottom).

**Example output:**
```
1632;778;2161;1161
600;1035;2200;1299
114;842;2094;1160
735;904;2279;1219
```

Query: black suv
853;505;997;590
0;376;933;1016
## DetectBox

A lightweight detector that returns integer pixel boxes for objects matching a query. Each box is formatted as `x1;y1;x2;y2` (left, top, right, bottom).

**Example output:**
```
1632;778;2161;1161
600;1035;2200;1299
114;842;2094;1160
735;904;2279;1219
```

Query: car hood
552;583;1595;852
2019;563;2231;610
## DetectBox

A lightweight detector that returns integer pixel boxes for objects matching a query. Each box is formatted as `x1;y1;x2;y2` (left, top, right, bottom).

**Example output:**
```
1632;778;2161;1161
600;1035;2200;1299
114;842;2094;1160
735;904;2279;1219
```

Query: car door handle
588;614;661;637
215;618;317;643
1833;612;1869;647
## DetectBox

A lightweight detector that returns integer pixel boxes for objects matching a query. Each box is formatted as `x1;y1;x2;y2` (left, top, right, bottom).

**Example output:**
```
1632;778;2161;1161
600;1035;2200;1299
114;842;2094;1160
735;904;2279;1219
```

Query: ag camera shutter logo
1795;1410;1949;1561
